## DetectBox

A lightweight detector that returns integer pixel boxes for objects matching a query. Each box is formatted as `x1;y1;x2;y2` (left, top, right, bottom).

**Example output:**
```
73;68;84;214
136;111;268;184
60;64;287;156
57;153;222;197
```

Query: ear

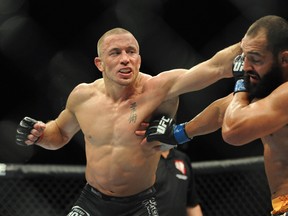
281;51;288;65
94;57;104;72
280;51;288;81
138;55;142;70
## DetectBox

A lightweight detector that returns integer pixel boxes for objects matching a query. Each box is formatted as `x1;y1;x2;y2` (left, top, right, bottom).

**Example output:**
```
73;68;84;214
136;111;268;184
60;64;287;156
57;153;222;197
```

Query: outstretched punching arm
140;54;245;145
145;94;233;145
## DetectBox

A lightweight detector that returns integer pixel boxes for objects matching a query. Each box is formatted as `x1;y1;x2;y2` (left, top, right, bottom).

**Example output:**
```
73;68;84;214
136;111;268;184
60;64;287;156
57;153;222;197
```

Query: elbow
222;127;246;146
37;142;67;150
37;136;70;150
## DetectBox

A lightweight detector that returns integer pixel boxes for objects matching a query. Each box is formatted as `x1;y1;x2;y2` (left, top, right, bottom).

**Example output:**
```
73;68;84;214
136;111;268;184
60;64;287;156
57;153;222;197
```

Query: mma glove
232;54;250;94
16;116;40;146
145;115;192;148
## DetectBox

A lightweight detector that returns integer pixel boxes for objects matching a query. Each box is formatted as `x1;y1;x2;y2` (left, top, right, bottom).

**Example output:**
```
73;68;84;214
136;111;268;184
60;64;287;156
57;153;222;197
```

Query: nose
120;51;130;65
242;57;252;72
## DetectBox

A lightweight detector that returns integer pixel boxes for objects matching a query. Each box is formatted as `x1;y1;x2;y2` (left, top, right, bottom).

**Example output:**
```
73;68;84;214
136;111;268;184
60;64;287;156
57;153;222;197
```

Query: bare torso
262;126;288;199
72;78;177;197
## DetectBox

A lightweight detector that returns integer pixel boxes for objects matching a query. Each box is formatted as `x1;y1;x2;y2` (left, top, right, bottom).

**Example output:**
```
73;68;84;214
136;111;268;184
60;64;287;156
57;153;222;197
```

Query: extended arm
144;94;233;145
144;53;246;145
152;42;241;100
184;93;233;138
181;42;241;90
183;53;245;138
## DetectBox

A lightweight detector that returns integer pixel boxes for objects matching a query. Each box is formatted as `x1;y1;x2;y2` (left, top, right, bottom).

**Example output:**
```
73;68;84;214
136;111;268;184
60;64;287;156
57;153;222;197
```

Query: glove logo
156;116;170;134
233;54;244;72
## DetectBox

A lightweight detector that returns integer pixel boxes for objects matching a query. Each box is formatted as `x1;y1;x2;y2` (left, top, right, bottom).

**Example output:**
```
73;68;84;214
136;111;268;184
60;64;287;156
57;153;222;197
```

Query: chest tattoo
129;102;137;123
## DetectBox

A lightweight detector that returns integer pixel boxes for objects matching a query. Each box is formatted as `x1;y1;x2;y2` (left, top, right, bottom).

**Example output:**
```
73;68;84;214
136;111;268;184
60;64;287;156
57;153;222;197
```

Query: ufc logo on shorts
156;116;170;134
142;198;159;216
67;206;90;216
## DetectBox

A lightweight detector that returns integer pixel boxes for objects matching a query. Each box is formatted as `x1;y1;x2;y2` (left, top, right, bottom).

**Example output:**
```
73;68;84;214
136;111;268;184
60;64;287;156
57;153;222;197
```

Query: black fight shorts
66;183;159;216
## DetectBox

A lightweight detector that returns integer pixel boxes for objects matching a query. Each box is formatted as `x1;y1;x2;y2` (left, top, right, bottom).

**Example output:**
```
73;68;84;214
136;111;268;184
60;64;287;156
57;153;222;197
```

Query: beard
248;63;284;101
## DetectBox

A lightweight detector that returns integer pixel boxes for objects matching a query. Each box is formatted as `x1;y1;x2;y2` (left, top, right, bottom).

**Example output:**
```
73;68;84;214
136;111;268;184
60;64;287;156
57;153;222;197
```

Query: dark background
1;0;287;164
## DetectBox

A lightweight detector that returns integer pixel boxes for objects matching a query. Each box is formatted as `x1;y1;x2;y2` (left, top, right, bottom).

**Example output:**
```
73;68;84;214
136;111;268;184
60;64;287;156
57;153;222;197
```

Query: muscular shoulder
140;71;177;94
66;80;103;108
139;72;163;92
269;82;288;112
272;81;288;96
71;81;98;96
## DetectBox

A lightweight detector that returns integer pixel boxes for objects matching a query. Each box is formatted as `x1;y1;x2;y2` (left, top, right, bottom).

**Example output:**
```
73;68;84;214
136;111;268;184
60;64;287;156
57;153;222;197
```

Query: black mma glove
232;54;250;94
16;117;39;146
145;115;192;148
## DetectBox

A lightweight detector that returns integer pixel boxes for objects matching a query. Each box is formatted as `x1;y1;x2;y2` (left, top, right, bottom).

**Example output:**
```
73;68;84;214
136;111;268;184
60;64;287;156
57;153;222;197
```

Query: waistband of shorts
86;183;155;202
271;213;288;216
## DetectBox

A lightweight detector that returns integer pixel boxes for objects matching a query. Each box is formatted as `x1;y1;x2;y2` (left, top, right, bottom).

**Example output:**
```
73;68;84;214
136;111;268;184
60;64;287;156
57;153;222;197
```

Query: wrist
234;79;248;94
173;123;192;144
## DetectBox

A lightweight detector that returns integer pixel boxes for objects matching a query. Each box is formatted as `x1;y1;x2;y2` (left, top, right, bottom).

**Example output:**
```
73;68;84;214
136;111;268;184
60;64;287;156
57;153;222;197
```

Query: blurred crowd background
1;0;287;164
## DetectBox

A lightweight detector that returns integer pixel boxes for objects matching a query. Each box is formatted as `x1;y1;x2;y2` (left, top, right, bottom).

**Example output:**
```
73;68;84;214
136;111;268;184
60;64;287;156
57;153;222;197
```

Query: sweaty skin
27;29;241;197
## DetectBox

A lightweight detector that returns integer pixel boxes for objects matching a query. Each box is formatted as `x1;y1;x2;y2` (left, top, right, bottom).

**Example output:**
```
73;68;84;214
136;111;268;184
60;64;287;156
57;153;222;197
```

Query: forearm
185;94;233;138
165;42;242;97
181;42;242;92
222;92;251;145
145;95;232;146
185;111;222;139
36;120;71;150
211;42;242;79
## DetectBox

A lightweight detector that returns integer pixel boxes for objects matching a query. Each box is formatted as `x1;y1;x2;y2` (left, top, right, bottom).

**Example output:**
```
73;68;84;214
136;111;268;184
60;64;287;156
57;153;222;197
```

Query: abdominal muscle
84;139;160;197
